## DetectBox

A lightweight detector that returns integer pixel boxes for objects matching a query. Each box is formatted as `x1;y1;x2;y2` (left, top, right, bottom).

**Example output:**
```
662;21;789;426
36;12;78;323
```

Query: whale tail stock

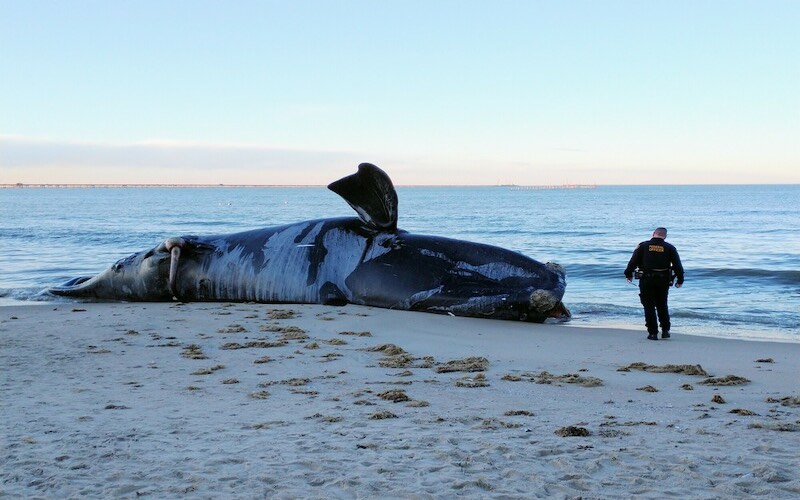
328;163;398;231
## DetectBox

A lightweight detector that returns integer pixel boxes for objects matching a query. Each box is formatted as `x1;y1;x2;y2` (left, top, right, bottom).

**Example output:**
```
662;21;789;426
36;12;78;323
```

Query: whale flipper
319;281;348;306
328;163;398;231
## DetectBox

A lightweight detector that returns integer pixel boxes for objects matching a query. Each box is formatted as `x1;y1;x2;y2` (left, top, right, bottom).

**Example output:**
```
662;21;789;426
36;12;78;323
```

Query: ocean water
1;184;798;342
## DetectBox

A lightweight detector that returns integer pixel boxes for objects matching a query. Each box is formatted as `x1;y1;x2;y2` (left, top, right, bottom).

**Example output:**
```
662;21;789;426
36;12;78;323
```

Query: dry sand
2;302;799;498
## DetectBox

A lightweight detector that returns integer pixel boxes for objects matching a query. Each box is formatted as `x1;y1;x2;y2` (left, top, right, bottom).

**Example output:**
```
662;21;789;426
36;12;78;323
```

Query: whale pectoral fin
319;281;349;307
327;163;398;230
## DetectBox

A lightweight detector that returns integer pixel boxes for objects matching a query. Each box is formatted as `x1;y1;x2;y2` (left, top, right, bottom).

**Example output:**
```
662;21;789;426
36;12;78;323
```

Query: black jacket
625;237;684;284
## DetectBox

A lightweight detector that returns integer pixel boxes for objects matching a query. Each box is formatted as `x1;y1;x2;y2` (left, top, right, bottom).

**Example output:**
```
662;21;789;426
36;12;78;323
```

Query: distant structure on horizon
3;182;598;190
504;183;598;190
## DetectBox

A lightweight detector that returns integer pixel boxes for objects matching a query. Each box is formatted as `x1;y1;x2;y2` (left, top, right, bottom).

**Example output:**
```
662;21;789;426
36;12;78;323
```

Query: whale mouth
49;276;96;297
547;301;571;321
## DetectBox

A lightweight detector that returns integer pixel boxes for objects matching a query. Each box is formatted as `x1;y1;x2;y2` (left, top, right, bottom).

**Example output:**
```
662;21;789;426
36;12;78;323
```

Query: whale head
49;238;184;301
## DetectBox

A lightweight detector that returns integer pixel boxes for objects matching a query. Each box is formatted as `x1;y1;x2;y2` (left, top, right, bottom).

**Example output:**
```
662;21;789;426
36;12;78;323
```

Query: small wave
568;302;642;317
670;308;799;328
690;267;800;286
0;287;57;305
567;301;799;332
564;263;800;286
172;220;243;228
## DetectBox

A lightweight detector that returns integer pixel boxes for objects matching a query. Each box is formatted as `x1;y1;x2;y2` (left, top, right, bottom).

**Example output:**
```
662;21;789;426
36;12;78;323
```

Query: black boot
647;333;658;340
661;331;670;339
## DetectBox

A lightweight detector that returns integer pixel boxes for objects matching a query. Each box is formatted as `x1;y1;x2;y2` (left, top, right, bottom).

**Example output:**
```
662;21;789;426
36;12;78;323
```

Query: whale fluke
328;163;398;231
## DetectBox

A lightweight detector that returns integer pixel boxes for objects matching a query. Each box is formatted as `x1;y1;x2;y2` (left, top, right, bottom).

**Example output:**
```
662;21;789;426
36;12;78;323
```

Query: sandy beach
2;302;799;498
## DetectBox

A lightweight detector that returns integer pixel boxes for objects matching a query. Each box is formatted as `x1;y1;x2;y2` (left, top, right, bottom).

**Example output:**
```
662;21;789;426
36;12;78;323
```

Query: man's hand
675;283;682;288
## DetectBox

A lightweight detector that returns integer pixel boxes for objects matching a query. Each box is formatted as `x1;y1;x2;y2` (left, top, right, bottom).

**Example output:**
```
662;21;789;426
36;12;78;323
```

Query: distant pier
3;182;598;190
507;184;597;191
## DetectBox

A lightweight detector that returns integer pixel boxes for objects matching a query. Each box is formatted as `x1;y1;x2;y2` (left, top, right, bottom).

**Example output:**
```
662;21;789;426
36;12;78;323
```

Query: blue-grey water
1;185;798;341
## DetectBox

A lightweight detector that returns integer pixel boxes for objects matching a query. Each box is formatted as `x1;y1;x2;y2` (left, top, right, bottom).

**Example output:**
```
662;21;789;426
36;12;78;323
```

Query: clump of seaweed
280;330;309;341
504;410;535;417
618;362;708;376
339;330;372;337
711;395;726;404
369;411;398;420
259;377;311;387
267;309;296;320
250;421;288;430
306;413;343;423
455;373;489;388
533;371;604;387
766;396;800;407
217;324;247;333
637;385;659;393
700;375;751;386
406;400;429;407
555;426;591;437
730;408;758;416
284;378;311;386
435;357;489;373
291;389;319;396
261;324;306;334
748;422;800;432
365;344;406;356
599;420;657;427
477;418;521;430
379;353;415;368
245;340;287;348
363;343;407;364
416;356;435;369
191;364;225;375
220;342;246;350
181;344;208;360
377;390;410;403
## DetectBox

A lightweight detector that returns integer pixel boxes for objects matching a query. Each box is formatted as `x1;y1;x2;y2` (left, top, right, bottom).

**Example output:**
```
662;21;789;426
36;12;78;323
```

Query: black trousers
639;277;671;334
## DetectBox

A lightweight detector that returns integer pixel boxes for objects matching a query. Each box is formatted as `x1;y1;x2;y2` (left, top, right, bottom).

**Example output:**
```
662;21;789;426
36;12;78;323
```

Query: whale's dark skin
50;164;570;322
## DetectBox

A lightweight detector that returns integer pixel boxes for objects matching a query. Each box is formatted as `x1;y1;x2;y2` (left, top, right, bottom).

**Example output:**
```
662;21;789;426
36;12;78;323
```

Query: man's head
653;227;667;238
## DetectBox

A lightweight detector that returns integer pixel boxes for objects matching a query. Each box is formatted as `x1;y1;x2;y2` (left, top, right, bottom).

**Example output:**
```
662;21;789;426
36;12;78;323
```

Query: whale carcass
50;163;570;322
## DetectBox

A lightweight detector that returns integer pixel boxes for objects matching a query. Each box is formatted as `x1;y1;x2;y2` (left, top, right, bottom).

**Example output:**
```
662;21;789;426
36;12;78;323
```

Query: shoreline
2;302;799;497
2;298;798;344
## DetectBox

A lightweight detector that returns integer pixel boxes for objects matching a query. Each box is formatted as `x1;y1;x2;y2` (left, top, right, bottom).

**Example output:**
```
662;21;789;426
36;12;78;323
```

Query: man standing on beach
625;227;684;340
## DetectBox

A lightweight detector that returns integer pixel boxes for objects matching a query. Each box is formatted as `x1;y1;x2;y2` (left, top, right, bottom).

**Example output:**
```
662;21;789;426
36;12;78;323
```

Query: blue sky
1;1;798;185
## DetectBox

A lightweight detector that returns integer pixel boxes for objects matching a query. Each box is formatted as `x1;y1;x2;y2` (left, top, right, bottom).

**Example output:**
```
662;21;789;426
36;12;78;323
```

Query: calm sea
1;184;798;341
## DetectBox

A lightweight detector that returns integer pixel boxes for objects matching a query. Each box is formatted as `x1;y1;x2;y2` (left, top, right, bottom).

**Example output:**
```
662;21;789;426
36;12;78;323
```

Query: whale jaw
49;276;99;298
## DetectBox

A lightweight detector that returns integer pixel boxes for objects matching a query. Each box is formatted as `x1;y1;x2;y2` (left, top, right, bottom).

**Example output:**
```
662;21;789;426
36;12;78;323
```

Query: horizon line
3;182;800;189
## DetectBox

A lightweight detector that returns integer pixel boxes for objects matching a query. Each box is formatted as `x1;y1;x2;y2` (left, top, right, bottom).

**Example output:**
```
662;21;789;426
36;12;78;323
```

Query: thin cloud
0;135;364;184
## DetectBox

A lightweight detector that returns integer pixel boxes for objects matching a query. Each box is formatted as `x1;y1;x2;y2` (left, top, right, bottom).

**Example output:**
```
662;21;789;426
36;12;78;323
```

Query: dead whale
50;163;569;322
